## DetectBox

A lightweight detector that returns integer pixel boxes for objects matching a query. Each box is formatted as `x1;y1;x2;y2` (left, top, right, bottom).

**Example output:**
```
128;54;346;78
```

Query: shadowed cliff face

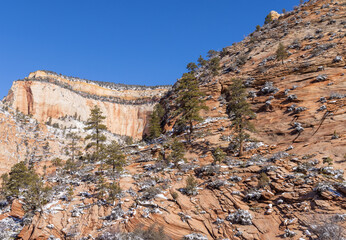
4;71;171;139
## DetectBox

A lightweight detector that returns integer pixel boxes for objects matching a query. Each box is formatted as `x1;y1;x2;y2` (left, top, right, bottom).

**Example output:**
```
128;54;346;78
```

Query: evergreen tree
148;104;165;140
187;62;198;72
84;105;107;162
1;162;51;212
207;50;218;58
197;55;207;67
107;181;122;204
3;162;35;197
168;138;186;165
209;57;221;76
104;141;126;175
227;78;255;156
265;13;273;24
276;42;288;64
212;147;226;164
174;72;208;141
24;178;51;212
66;132;81;162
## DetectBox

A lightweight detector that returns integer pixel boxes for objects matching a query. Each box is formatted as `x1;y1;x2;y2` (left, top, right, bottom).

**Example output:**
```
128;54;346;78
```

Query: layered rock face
4;71;170;139
0;1;345;240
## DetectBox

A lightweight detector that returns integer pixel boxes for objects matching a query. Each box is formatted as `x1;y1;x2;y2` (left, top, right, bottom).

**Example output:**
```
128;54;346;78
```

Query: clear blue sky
0;0;300;99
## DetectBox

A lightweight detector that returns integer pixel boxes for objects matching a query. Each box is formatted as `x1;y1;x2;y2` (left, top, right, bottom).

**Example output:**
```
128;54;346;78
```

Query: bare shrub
309;214;346;240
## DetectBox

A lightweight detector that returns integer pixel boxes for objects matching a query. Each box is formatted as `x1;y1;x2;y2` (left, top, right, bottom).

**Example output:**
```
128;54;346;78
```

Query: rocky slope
0;0;345;239
4;70;171;140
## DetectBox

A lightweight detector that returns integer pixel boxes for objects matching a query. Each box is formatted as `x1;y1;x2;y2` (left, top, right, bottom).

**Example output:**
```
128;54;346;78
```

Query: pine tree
168;138;186;165
4;162;35;197
66;132;81;162
209;57;221;76
265;13;273;24
24;178;51;212
276;42;288;64
84;105;107;162
207;50;218;58
197;55;207;67
1;162;51;212
148;104;165;140
174;72;208;141
107;181;122;204
186;62;198;72
227;78;255;156
212;147;226;164
104;141;126;175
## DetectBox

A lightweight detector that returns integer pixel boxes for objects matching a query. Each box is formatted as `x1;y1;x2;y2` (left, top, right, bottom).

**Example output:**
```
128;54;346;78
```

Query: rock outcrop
4;70;171;140
0;0;345;240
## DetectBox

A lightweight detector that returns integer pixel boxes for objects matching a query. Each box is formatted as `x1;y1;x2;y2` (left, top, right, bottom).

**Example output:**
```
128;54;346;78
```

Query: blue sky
0;0;300;98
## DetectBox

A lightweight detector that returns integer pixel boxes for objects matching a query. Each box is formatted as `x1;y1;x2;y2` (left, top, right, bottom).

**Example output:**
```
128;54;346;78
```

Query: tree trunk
239;139;243;157
189;121;193;142
239;125;244;157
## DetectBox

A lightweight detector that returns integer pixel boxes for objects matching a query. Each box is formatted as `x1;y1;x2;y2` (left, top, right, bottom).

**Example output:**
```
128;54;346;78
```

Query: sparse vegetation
97;224;171;240
227;78;255;156
212;147;226;164
276;42;288;64
265;13;273;24
323;157;333;166
168;138;186;165
185;175;198;196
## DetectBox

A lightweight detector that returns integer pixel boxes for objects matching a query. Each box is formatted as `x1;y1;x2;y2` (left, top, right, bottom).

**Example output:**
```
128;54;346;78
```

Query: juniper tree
227;78;255;157
85;105;107;162
174;72;208;141
276;42;288;64
148;103;165;140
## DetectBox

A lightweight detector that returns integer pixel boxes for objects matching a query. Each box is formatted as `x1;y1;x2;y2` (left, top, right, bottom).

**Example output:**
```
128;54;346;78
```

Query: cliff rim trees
227;78;255;156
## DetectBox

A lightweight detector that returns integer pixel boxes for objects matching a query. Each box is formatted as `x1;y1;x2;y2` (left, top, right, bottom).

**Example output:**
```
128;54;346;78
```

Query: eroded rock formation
4;70;170;140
